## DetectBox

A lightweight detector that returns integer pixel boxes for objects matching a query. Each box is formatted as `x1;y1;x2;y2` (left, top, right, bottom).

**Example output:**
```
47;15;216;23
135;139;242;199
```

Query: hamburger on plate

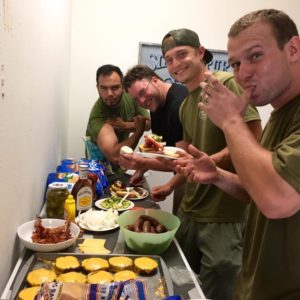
139;134;165;152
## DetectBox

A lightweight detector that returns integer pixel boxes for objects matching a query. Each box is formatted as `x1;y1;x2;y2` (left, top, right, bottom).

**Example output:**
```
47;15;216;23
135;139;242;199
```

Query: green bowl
118;208;180;254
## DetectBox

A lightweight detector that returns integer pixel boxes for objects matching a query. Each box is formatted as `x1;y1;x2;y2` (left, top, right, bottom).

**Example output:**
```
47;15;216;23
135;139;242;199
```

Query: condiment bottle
71;164;93;214
64;195;76;222
88;171;98;201
46;182;69;218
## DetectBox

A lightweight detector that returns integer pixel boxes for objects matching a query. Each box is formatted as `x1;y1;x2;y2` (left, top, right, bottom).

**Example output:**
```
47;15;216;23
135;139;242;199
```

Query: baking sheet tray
10;252;173;300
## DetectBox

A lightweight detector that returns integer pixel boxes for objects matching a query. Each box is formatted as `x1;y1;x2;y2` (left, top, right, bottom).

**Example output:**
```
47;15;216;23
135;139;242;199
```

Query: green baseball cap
162;28;213;64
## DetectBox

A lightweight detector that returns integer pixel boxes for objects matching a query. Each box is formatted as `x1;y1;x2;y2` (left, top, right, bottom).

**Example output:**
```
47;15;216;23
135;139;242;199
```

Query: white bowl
17;218;80;252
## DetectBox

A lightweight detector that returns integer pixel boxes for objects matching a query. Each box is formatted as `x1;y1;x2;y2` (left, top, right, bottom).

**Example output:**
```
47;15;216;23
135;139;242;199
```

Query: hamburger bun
139;144;160;153
115;190;140;198
110;181;126;192
120;146;133;155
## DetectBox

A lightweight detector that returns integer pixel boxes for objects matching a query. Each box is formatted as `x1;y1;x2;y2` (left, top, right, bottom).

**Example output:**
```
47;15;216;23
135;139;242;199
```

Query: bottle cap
66;195;75;202
79;163;89;168
48;182;68;189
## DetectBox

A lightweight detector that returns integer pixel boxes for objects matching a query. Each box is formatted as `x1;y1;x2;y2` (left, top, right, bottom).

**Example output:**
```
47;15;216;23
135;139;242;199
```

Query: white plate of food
110;186;149;200
76;209;119;232
95;196;134;212
137;146;185;160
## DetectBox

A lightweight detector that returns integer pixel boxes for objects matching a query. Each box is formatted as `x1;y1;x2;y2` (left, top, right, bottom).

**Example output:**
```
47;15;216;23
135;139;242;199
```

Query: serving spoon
117;187;133;208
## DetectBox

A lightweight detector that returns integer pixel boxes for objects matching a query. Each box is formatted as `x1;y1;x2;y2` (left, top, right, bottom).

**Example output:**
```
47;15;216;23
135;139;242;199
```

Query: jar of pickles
46;182;69;218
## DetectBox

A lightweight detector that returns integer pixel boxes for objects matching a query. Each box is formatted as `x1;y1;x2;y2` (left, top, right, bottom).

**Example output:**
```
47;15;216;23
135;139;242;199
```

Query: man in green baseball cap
162;28;213;64
151;28;262;300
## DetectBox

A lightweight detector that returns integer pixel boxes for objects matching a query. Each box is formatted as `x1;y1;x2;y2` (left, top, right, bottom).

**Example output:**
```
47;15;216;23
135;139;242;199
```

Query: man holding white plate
119;64;188;213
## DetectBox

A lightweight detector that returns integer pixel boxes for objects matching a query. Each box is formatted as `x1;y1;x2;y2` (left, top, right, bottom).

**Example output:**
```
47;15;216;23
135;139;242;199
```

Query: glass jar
46;182;69;218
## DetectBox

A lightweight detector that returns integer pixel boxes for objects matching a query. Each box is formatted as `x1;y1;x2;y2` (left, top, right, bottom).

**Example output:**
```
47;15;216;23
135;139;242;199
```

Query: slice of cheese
78;238;111;254
80;238;106;247
79;247;111;254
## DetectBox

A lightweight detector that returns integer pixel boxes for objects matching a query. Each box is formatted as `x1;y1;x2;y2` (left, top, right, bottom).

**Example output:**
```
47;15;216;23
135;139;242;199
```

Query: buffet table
1;174;206;300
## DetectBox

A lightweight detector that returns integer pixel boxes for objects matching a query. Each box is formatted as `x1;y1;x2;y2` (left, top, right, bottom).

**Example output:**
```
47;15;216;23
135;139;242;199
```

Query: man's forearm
118;119;150;132
122;121;136;132
167;173;186;190
141;158;174;172
214;167;250;203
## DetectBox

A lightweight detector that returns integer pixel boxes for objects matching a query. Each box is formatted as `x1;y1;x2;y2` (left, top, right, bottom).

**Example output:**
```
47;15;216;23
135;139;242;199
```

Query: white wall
1;0;300;294
68;0;300;160
0;0;71;293
67;0;300;212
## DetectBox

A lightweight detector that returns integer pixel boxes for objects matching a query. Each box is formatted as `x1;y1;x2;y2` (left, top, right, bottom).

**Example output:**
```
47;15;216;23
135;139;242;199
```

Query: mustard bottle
64;194;76;222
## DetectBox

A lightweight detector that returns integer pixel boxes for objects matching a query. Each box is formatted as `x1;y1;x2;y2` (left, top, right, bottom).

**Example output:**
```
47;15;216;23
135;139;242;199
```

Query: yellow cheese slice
78;238;111;254
79;238;106;247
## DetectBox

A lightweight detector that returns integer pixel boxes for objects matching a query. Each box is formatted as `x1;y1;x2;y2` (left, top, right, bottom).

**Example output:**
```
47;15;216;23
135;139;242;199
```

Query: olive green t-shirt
86;92;149;144
235;96;300;300
179;71;261;222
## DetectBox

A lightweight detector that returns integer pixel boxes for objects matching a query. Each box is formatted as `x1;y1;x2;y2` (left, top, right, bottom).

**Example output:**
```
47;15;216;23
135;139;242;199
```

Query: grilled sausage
134;218;144;232
155;224;167;233
138;215;159;226
125;224;135;231
142;220;151;233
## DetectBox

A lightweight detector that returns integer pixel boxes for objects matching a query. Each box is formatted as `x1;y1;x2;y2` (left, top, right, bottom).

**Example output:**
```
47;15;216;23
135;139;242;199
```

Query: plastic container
118;209;180;254
45;182;69;218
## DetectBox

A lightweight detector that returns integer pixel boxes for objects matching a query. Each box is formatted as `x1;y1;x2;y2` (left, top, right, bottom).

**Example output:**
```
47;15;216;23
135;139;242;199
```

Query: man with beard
86;64;150;169
119;64;188;212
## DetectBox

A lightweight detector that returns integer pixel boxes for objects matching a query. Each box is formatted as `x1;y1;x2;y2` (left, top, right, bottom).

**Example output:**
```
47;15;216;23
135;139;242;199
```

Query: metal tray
10;252;174;300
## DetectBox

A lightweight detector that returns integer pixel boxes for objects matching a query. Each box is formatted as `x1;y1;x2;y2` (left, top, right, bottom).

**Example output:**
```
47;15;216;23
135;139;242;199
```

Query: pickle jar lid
48;182;69;190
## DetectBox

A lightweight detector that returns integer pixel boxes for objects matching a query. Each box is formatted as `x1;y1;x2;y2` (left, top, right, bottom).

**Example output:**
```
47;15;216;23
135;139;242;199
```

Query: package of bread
36;281;149;299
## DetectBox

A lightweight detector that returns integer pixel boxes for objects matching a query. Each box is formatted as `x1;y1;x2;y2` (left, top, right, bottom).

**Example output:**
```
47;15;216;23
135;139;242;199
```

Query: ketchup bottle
88;172;98;201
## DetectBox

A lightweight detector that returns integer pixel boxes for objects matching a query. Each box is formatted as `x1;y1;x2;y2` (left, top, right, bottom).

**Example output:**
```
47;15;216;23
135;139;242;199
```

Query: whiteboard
138;42;232;82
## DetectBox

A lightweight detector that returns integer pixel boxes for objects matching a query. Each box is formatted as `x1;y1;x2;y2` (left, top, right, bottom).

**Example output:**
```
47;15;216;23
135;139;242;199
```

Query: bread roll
56;271;86;283
26;268;56;286
120;146;133;154
18;286;40;300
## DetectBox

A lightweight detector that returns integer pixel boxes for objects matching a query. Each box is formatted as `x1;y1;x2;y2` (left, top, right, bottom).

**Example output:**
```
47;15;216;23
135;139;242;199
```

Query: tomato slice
144;135;164;150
